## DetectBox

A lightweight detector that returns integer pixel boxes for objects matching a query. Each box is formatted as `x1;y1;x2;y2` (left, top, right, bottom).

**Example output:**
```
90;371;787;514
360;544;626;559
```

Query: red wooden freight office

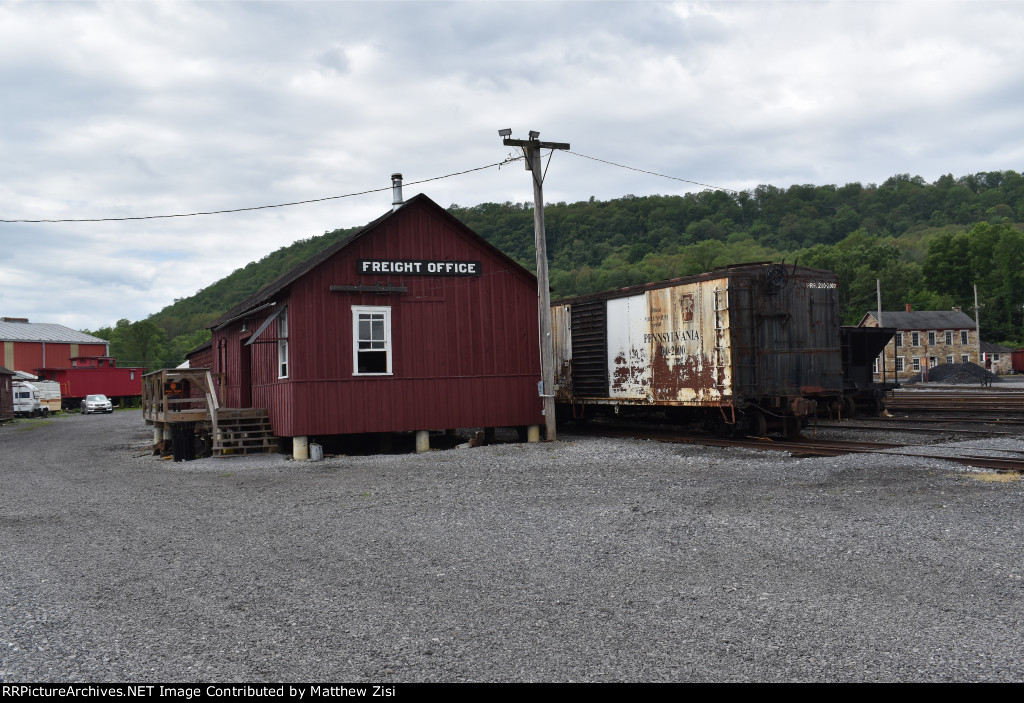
207;182;543;457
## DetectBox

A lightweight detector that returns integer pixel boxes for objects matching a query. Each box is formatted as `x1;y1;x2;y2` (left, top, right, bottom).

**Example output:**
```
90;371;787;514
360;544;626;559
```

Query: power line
2;150;735;223
0;158;523;224
566;150;737;193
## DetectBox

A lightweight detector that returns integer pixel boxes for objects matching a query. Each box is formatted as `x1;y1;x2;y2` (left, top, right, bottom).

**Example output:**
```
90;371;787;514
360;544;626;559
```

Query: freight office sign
358;259;482;276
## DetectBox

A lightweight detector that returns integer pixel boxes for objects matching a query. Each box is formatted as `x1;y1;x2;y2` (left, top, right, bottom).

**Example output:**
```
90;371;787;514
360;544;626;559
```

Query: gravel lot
1;411;1022;682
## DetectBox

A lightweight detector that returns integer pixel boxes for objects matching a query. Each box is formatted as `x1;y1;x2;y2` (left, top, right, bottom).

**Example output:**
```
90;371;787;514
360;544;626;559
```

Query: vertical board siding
0;371;14;421
6;341;105;374
212;197;543;437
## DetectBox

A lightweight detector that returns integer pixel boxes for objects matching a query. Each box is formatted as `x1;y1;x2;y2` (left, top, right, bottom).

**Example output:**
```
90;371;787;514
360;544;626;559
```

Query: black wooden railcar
840;325;898;416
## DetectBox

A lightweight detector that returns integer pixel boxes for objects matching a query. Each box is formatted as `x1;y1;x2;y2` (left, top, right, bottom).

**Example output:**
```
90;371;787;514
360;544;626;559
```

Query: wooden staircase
212;408;280;456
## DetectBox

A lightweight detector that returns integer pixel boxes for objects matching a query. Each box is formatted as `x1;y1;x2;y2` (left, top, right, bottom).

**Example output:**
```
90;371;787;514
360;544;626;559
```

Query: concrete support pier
293;435;309;461
415;430;430;453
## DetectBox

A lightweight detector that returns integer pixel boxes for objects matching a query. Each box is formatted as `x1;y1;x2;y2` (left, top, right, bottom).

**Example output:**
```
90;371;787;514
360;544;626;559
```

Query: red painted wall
37;363;144;400
6;342;107;375
213;197;543;437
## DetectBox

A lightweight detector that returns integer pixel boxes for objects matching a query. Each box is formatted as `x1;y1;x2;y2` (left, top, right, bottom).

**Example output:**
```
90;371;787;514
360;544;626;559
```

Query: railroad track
567;424;1024;473
817;420;1024;436
886;390;1024;413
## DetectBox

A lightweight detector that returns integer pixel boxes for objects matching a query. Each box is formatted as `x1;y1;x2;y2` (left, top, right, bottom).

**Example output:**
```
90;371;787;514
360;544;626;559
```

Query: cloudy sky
2;0;1023;332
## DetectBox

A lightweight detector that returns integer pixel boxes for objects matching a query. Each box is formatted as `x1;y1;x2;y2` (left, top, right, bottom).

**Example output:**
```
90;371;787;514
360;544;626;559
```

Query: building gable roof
862;310;976;330
980;340;1013;353
0;320;107;344
210;194;534;329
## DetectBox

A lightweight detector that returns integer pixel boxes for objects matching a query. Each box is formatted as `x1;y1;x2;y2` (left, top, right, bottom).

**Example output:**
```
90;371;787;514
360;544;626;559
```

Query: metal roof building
0;318;108;374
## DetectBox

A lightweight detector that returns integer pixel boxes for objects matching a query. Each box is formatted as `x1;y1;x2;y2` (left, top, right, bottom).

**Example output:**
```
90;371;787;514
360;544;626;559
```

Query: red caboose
36;356;144;408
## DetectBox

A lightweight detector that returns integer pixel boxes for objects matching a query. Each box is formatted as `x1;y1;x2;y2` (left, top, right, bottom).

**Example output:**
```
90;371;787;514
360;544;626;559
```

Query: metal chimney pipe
391;173;403;211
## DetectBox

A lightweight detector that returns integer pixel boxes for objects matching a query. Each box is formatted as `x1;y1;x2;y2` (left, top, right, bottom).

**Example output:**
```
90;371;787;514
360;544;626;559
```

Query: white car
81;394;113;414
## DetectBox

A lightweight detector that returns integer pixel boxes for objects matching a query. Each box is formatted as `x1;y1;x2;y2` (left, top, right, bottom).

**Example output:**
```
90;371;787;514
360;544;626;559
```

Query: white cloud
1;0;1023;330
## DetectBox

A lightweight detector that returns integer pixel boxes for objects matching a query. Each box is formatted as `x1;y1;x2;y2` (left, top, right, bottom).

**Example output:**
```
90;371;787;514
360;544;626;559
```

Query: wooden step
212;408;280;456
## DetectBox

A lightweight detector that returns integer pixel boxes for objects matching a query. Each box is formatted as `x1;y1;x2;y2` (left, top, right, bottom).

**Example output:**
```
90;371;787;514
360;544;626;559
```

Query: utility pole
973;283;982;365
499;129;569;441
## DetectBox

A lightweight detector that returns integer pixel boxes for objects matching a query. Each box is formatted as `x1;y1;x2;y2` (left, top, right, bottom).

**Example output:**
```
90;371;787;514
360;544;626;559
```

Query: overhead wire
1;150;733;224
0;157;524;224
565;150;737;193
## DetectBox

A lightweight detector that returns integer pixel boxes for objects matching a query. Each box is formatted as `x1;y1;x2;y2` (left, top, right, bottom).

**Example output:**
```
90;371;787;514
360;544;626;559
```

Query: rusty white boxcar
551;263;843;437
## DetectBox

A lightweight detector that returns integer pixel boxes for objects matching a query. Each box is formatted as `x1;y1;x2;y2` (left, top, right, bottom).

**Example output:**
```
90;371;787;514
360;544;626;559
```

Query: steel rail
567;425;1024;472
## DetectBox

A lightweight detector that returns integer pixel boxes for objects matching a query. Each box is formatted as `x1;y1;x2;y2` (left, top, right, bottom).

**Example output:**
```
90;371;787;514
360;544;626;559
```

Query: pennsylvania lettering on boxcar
644;330;700;344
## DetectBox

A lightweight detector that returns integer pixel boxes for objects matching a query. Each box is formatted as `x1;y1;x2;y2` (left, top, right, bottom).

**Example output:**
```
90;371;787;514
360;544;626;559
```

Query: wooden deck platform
142;368;280;456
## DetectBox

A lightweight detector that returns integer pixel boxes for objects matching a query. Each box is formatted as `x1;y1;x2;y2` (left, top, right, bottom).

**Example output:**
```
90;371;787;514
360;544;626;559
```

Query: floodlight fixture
528;130;540;139
498;128;512;138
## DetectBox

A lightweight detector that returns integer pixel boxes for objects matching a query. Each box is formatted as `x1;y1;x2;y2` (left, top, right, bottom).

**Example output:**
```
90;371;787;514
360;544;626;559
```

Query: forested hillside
89;171;1024;369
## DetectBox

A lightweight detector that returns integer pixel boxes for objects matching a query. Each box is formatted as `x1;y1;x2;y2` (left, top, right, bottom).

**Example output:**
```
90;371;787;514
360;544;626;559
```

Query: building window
945;331;953;345
912;357;920;372
993;353;1001;362
946;355;954;365
962;354;969;363
895;333;903;348
130;370;135;381
930;356;937;368
277;307;289;379
911;332;920;347
352;306;392;375
872;356;879;374
896;357;905;372
928;331;936;345
961;330;969;345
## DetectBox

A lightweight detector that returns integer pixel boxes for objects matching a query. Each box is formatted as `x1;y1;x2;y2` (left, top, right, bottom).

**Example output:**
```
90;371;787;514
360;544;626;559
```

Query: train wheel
784;416;802;441
842;395;857;420
747;409;767;438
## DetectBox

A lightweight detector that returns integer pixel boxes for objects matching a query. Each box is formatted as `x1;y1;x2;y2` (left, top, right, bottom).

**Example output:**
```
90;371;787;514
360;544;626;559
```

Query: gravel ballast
1;412;1022;682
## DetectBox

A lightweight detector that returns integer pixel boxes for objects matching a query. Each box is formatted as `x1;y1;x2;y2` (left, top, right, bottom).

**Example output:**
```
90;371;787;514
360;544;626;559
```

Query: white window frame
912;357;921;372
993;353;1001;362
930;356;937;368
962;354;970;363
895;332;903;348
872;356;879;374
945;331;953;345
946;355;954;365
928;331;936;346
278;307;289;379
961;330;969;345
352;306;393;376
911;331;920;347
896;357;905;372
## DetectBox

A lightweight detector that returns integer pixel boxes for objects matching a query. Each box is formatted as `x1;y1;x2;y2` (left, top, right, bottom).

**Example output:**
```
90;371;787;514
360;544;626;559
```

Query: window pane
357;351;387;373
